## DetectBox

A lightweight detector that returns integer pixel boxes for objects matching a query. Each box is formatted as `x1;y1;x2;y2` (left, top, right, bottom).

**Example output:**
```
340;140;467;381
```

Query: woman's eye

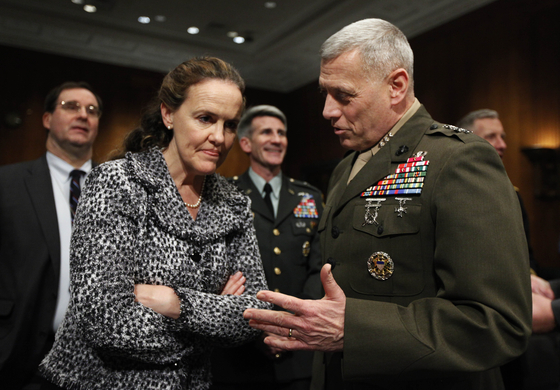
225;122;238;132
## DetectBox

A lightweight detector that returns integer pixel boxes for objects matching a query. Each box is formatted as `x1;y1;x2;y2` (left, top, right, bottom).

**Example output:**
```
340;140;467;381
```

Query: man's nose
497;137;507;151
323;95;340;120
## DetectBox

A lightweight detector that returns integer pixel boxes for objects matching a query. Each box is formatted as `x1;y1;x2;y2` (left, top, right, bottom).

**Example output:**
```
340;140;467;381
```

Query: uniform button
430;123;439;130
377;225;384;235
274;247;281;255
273;229;280;236
306;228;311;233
331;226;340;238
327;257;336;270
274;288;280;293
274;267;281;275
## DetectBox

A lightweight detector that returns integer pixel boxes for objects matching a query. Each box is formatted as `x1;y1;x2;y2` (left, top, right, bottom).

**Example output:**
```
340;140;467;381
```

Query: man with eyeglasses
0;81;102;389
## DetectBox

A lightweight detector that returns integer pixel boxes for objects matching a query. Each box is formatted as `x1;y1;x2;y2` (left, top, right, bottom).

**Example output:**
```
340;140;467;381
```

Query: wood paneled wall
1;0;558;269
411;0;560;271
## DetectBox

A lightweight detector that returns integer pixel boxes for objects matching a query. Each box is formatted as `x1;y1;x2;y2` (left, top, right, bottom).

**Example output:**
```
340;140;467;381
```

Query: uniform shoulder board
226;176;244;192
428;123;471;135
288;177;317;190
442;124;472;134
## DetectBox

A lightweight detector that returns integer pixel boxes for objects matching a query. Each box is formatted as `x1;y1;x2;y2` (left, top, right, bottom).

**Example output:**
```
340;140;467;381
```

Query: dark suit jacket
313;106;532;390
211;171;323;385
0;155;60;389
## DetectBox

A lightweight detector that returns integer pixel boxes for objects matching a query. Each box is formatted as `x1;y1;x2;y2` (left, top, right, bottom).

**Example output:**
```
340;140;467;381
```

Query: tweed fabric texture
40;148;271;389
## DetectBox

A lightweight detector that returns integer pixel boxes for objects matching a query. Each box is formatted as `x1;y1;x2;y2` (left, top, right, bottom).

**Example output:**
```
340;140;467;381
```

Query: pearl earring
167;125;172;130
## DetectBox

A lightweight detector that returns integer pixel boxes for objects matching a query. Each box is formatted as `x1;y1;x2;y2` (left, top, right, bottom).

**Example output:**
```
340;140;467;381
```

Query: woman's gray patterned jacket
40;148;272;389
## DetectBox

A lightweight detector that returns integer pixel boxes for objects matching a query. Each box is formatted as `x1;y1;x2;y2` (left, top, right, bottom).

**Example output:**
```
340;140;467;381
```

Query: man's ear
160;102;173;128
388;68;409;105
42;112;52;130
239;137;252;154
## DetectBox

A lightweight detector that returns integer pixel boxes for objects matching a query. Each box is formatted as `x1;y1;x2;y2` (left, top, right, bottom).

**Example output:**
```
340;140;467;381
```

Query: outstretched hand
243;263;346;352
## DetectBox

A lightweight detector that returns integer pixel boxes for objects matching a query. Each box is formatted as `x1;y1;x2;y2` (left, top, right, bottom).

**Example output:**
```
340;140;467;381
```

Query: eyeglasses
58;100;101;118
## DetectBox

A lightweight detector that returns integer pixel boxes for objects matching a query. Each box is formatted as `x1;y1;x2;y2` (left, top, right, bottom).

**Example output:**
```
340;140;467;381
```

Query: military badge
362;198;385;226
361;153;429;197
302;241;310;257
394;197;412;218
293;194;318;218
367;251;394;280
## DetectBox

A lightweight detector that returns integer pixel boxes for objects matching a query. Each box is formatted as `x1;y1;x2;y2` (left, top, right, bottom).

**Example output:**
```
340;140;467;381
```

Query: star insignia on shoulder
443;124;471;134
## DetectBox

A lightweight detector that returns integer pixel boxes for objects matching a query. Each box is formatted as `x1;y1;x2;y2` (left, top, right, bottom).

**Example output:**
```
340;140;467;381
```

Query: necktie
263;182;274;217
69;169;85;223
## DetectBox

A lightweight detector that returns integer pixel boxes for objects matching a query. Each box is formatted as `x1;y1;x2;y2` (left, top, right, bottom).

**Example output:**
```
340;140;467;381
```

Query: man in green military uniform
244;19;531;390
211;105;323;390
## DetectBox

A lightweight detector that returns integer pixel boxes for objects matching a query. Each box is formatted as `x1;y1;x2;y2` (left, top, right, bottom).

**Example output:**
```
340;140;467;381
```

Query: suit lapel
238;172;275;222
25;155;61;277
326;155;353;209
275;176;301;227
336;145;393;211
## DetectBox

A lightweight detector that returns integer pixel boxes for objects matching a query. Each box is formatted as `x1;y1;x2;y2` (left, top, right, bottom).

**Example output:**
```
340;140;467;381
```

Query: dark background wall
1;0;559;270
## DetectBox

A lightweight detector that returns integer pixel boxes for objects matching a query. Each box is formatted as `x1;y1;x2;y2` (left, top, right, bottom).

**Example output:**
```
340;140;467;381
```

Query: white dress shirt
46;151;92;332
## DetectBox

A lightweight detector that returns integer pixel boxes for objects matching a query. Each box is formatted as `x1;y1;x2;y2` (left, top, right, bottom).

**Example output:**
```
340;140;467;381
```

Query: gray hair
456;109;499;131
321;18;414;86
237;105;287;140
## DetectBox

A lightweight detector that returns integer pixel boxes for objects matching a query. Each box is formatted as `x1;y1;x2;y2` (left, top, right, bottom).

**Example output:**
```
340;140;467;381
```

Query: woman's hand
134;284;181;319
221;271;246;295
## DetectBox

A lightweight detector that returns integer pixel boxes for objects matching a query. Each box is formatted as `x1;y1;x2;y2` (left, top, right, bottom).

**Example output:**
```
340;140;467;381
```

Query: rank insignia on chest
302;241;310;257
293;193;318;218
367;251;394;281
361;152;430;197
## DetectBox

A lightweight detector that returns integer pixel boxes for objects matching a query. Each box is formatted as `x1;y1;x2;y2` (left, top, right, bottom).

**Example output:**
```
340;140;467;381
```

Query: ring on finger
288;328;293;338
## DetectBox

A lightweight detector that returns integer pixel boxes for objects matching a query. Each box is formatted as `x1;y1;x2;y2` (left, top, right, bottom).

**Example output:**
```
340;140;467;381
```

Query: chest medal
367;251;394;281
293;193;319;218
361;152;430;281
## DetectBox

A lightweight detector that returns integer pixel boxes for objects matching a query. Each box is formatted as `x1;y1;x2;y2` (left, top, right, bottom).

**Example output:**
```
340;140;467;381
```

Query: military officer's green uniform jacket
212;172;323;386
312;105;532;390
